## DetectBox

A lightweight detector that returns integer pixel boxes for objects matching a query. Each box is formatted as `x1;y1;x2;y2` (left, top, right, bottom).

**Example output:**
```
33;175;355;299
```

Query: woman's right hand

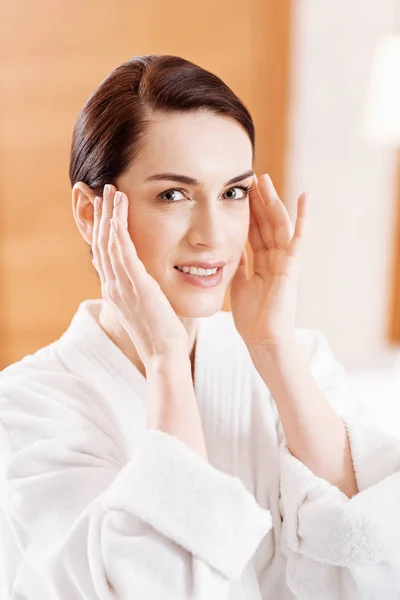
91;184;190;369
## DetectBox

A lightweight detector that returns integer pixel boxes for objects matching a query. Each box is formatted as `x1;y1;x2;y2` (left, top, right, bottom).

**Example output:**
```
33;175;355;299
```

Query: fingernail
104;184;111;201
94;197;101;212
113;191;121;208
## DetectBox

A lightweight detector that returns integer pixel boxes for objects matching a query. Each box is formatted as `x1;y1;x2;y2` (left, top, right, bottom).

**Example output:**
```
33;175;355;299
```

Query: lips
174;263;224;288
174;261;226;269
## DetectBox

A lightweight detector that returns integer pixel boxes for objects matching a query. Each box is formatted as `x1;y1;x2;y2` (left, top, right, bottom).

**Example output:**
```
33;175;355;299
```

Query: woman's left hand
230;174;308;349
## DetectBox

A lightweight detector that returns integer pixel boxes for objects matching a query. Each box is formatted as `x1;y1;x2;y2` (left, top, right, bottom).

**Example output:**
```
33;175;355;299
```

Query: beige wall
286;0;399;367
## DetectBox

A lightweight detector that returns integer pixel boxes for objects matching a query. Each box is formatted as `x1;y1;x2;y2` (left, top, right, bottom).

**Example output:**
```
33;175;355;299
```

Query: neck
97;301;198;380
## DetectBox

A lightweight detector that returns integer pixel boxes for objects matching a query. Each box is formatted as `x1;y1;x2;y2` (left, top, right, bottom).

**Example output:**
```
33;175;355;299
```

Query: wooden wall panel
0;0;292;368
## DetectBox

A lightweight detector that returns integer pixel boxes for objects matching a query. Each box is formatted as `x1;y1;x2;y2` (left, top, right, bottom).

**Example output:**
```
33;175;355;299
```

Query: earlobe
72;182;97;245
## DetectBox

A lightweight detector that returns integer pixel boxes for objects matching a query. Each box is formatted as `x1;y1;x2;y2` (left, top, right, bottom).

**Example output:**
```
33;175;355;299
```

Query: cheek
229;207;250;248
127;211;183;268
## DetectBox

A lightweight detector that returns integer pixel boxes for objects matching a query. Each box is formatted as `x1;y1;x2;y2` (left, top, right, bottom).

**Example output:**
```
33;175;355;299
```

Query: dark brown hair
69;54;255;194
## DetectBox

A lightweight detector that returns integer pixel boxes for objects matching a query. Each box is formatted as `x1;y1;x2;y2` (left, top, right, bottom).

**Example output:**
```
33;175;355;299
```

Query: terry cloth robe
0;299;399;600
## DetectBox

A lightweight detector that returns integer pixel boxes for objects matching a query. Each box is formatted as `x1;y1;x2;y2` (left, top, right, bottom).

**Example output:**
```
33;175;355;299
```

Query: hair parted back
69;54;255;194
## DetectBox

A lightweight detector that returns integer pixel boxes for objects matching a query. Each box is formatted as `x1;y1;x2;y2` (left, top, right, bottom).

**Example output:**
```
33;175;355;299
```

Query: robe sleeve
0;387;272;600
278;331;400;600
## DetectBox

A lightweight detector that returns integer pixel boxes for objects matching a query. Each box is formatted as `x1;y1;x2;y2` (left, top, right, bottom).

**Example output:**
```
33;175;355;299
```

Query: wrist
145;352;191;376
247;335;298;363
145;353;194;418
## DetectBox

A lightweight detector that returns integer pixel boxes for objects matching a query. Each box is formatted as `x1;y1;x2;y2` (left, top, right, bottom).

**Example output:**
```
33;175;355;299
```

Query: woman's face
116;111;253;318
115;112;252;318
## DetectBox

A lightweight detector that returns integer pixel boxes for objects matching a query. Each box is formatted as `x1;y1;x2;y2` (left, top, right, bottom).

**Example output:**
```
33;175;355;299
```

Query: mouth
173;265;224;288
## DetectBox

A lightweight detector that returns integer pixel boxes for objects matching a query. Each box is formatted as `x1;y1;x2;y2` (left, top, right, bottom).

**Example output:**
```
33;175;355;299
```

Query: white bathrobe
0;299;399;600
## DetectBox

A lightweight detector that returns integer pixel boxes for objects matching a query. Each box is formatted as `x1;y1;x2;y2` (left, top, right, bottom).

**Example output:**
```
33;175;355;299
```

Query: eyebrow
144;169;255;187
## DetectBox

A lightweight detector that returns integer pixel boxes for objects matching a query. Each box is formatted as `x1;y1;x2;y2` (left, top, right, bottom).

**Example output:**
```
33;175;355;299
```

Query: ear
72;182;97;245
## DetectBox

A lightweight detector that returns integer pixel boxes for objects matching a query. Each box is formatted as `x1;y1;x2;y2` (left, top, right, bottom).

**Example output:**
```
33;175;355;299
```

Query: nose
187;204;227;249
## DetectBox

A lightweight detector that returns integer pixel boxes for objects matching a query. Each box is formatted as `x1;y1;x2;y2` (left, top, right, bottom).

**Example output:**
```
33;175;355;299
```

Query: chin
171;293;226;319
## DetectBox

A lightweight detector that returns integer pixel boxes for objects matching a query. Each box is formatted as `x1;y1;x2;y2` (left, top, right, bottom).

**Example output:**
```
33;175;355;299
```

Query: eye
156;184;252;204
223;185;252;201
157;188;187;203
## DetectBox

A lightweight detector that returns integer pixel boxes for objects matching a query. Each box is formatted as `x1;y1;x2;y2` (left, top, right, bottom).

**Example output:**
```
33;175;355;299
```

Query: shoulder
0;343;122;458
206;315;349;409
0;341;94;404
202;313;342;383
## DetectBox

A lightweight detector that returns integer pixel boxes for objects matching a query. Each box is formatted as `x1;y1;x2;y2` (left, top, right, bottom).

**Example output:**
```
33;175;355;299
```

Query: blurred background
1;0;400;411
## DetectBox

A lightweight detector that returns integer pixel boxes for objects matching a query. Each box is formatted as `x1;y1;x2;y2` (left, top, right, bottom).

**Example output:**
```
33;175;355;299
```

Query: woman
0;54;399;600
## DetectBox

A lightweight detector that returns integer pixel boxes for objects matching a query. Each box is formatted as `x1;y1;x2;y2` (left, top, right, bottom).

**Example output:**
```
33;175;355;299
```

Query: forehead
135;111;253;181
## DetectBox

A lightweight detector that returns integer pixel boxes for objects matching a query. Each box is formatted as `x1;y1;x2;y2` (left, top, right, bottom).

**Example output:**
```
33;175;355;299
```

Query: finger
289;192;309;258
92;195;105;287
249;175;275;252
109;191;149;288
248;207;264;253
108;191;135;294
98;184;117;287
257;174;294;248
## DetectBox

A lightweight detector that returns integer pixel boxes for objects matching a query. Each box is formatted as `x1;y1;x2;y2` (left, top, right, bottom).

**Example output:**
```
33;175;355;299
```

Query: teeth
176;266;219;276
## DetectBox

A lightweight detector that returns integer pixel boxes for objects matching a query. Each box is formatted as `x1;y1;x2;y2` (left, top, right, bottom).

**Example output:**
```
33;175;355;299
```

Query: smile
174;265;223;288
